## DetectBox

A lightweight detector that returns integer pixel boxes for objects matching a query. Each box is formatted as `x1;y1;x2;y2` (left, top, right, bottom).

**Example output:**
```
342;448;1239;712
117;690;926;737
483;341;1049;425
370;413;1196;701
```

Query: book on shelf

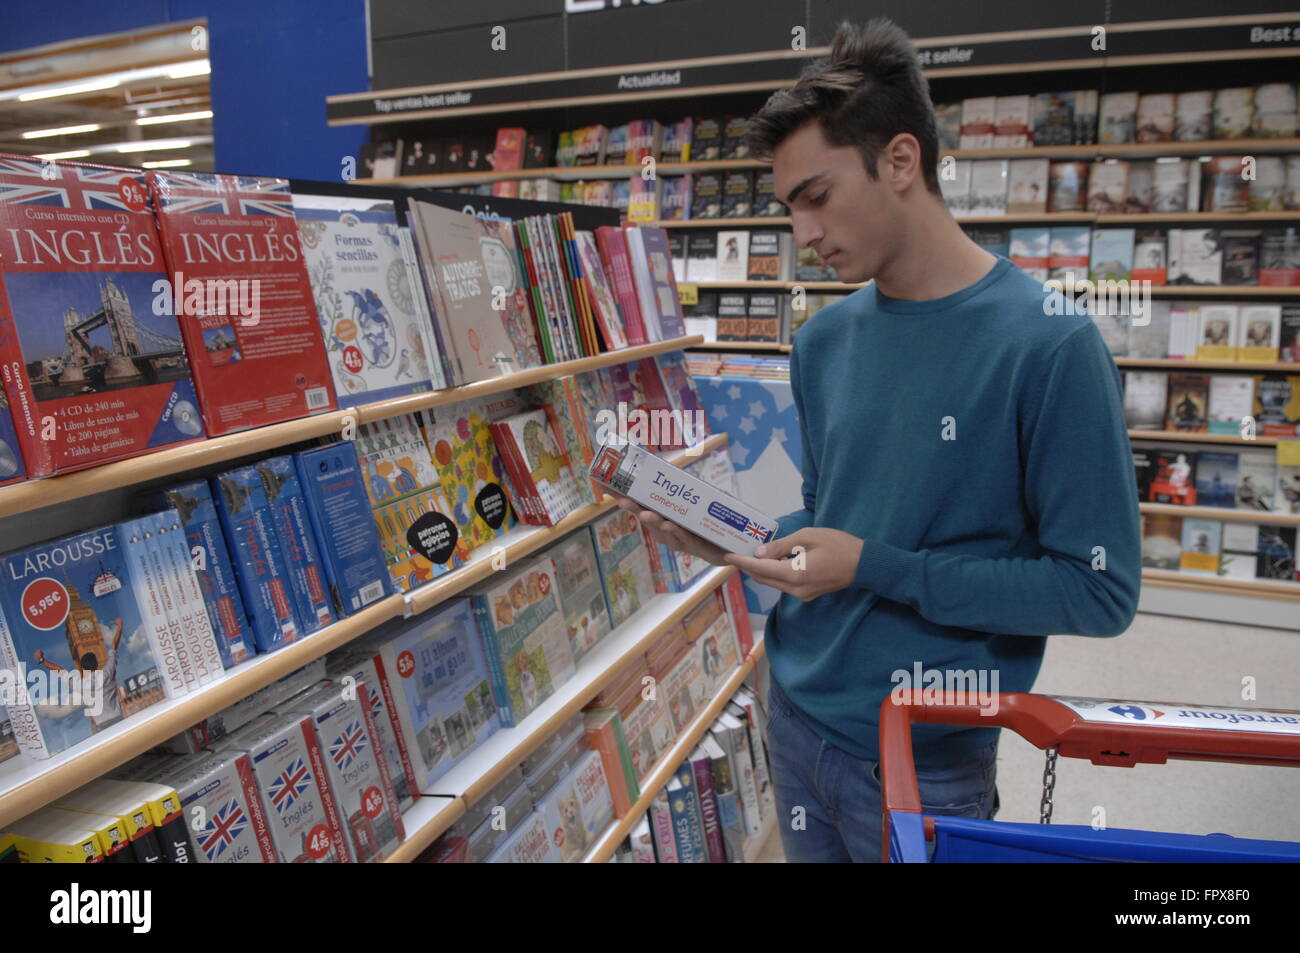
0;388;24;488
965;227;1009;259
625;225;687;342
934;102;962;151
1195;304;1238;361
1124;371;1168;430
490;407;585;526
992;94;1031;149
721;117;752;160
745;292;781;343
721;170;755;218
293;193;436;407
1135;93;1175;143
360;141;402;179
292;441;395;618
968;160;1008;216
282;679;406;862
661;118;693;163
1124;161;1155;214
468;552;576;728
1047;161;1088;213
628;120;664;165
211;464;302;654
747;230;792;281
661;175;692;222
1213;87;1254;140
1009;227;1050;282
1280;306;1300;362
1166;372;1211;431
148;169;337;435
1006;159;1048;214
1152;158;1191;214
1168;229;1222;286
1179;518;1223;574
255;455;337;635
1099;91;1138;144
1256;525;1297;581
1141;512;1183;570
0;156;206;477
1237;448;1277;511
400;138;441;177
1089;228;1135;282
715;229;751;282
691;117;724;161
959;96;996;150
1086;160;1128;214
1207;375;1255;434
1205;156;1250;214
1259;228;1300;287
1250;156;1287;212
1238;305;1281;361
1194;450;1240;508
1253;373;1300;436
1048;226;1090;282
1148;449;1197;506
408;200;523;384
754;170;784;217
1174;90;1213;142
939;158;971;216
1132;230;1167;284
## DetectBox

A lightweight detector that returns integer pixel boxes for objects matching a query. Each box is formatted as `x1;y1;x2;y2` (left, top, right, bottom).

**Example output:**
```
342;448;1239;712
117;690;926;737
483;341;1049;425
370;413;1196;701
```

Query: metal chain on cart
1039;746;1058;824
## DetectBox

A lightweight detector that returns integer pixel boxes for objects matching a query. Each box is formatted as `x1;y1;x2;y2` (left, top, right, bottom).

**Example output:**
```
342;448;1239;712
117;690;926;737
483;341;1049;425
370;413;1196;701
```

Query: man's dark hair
746;18;941;196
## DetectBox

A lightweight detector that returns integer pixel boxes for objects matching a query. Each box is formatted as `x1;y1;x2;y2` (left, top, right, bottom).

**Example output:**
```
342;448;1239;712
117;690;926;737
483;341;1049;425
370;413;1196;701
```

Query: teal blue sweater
768;255;1141;767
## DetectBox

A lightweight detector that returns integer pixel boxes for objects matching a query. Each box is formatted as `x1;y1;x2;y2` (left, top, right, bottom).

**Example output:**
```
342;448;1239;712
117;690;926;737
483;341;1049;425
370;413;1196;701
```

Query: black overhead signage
327;17;1300;125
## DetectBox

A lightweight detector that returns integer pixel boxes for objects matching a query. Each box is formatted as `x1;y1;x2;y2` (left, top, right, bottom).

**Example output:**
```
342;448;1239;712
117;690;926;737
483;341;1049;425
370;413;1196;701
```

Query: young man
614;18;1141;862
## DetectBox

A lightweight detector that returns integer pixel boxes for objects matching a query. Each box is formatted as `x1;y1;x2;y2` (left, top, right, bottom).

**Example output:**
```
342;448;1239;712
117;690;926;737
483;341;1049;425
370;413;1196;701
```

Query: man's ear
885;132;922;192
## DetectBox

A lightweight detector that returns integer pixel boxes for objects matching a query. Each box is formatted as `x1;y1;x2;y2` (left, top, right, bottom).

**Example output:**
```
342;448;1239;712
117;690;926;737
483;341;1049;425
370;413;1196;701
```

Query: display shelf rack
1142;568;1300;602
583;638;765;863
350;138;1300;190
384;797;463;864
386;565;738;861
0;593;406;829
0;335;703;520
1116;357;1300;371
1128;429;1287;446
646;212;1300;228
1139;501;1300;527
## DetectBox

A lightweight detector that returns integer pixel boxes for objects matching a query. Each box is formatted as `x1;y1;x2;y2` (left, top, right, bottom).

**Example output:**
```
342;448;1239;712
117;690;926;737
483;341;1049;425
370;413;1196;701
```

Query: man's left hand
725;528;865;602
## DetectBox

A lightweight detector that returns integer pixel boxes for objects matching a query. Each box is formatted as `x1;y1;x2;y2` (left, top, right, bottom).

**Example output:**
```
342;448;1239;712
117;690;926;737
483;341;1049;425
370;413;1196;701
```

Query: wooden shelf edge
1142;569;1300;601
1116;358;1300;371
0;593;407;829
1127;429;1283;446
1139;502;1300;527
0;336;704;520
385;566;738;860
384;797;464;864
584;639;766;863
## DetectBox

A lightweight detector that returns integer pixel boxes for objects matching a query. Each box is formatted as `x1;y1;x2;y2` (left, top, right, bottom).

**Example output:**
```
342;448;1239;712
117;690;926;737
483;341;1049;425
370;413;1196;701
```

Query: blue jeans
765;676;999;863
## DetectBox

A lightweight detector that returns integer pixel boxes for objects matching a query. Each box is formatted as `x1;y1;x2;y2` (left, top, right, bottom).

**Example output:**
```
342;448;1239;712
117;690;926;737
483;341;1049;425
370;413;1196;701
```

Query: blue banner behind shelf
695;374;802;633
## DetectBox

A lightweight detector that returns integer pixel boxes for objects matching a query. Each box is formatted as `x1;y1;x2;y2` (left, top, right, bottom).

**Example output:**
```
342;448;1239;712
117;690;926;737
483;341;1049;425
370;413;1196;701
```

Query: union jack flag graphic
198;798;249;861
0;156;144;211
268;758;313;814
743;520;769;541
330;720;367;770
149;169;294;217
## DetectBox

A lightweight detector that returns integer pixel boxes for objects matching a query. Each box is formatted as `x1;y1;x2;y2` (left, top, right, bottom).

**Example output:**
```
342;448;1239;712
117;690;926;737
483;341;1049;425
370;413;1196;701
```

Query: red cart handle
878;693;1300;863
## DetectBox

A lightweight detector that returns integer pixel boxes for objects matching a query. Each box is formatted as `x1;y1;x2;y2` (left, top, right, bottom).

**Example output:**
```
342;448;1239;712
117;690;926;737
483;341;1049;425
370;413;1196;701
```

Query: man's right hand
604;491;731;567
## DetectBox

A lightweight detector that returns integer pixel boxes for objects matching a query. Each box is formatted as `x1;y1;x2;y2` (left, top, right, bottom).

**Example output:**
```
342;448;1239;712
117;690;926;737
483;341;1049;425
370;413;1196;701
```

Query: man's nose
791;212;822;250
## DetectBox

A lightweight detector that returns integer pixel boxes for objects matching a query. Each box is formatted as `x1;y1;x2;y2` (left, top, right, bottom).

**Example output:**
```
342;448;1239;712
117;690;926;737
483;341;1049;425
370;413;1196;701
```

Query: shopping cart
878;692;1300;862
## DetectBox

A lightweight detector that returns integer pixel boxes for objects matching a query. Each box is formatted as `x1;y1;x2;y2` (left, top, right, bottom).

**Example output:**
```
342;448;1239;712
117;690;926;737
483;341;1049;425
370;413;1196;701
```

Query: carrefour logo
1107;704;1166;721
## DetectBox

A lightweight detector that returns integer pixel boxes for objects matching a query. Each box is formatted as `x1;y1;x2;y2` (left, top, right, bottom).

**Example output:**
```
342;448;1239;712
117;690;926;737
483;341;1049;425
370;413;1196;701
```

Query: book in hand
146;169;336;435
589;440;778;556
0;156;205;476
293;193;436;407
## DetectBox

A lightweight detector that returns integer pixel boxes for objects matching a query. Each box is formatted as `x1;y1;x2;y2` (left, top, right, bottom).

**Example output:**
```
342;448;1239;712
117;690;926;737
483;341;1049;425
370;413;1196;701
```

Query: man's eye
808;192;828;206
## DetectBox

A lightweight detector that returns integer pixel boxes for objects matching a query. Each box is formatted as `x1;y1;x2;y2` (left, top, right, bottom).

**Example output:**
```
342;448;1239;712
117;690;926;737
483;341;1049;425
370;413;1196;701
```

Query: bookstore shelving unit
387;564;744;862
582;635;768;863
0;336;702;520
0;336;724;833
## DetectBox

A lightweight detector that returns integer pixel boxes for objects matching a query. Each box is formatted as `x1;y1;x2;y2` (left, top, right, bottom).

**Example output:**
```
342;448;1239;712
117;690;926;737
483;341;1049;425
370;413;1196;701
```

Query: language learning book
0;155;205;476
146;169;336;435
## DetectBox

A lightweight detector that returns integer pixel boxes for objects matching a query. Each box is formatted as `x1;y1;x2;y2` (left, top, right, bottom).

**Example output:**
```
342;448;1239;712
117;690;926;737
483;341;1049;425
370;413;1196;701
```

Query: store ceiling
0;20;214;171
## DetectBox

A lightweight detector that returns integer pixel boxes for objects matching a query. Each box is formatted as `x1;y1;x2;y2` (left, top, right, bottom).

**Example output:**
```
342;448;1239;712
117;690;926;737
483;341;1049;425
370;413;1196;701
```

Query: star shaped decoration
730;443;751;466
748;401;766;419
727;384;742;401
739;417;756;435
771;426;787;444
711;404;728;420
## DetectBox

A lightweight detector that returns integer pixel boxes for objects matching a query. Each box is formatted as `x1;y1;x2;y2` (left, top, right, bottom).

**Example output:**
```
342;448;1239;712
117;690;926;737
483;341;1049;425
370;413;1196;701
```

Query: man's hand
725;528;865;602
607;492;730;567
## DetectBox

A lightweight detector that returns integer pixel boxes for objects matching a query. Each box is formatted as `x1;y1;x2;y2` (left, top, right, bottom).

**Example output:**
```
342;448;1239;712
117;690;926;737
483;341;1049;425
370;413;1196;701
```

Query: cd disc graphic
172;400;202;436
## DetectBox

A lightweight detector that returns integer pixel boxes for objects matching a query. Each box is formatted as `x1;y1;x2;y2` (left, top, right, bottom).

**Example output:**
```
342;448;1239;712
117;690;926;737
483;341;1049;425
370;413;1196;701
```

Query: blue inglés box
210;465;300;653
292;442;393;617
256;456;336;636
142;480;253;669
